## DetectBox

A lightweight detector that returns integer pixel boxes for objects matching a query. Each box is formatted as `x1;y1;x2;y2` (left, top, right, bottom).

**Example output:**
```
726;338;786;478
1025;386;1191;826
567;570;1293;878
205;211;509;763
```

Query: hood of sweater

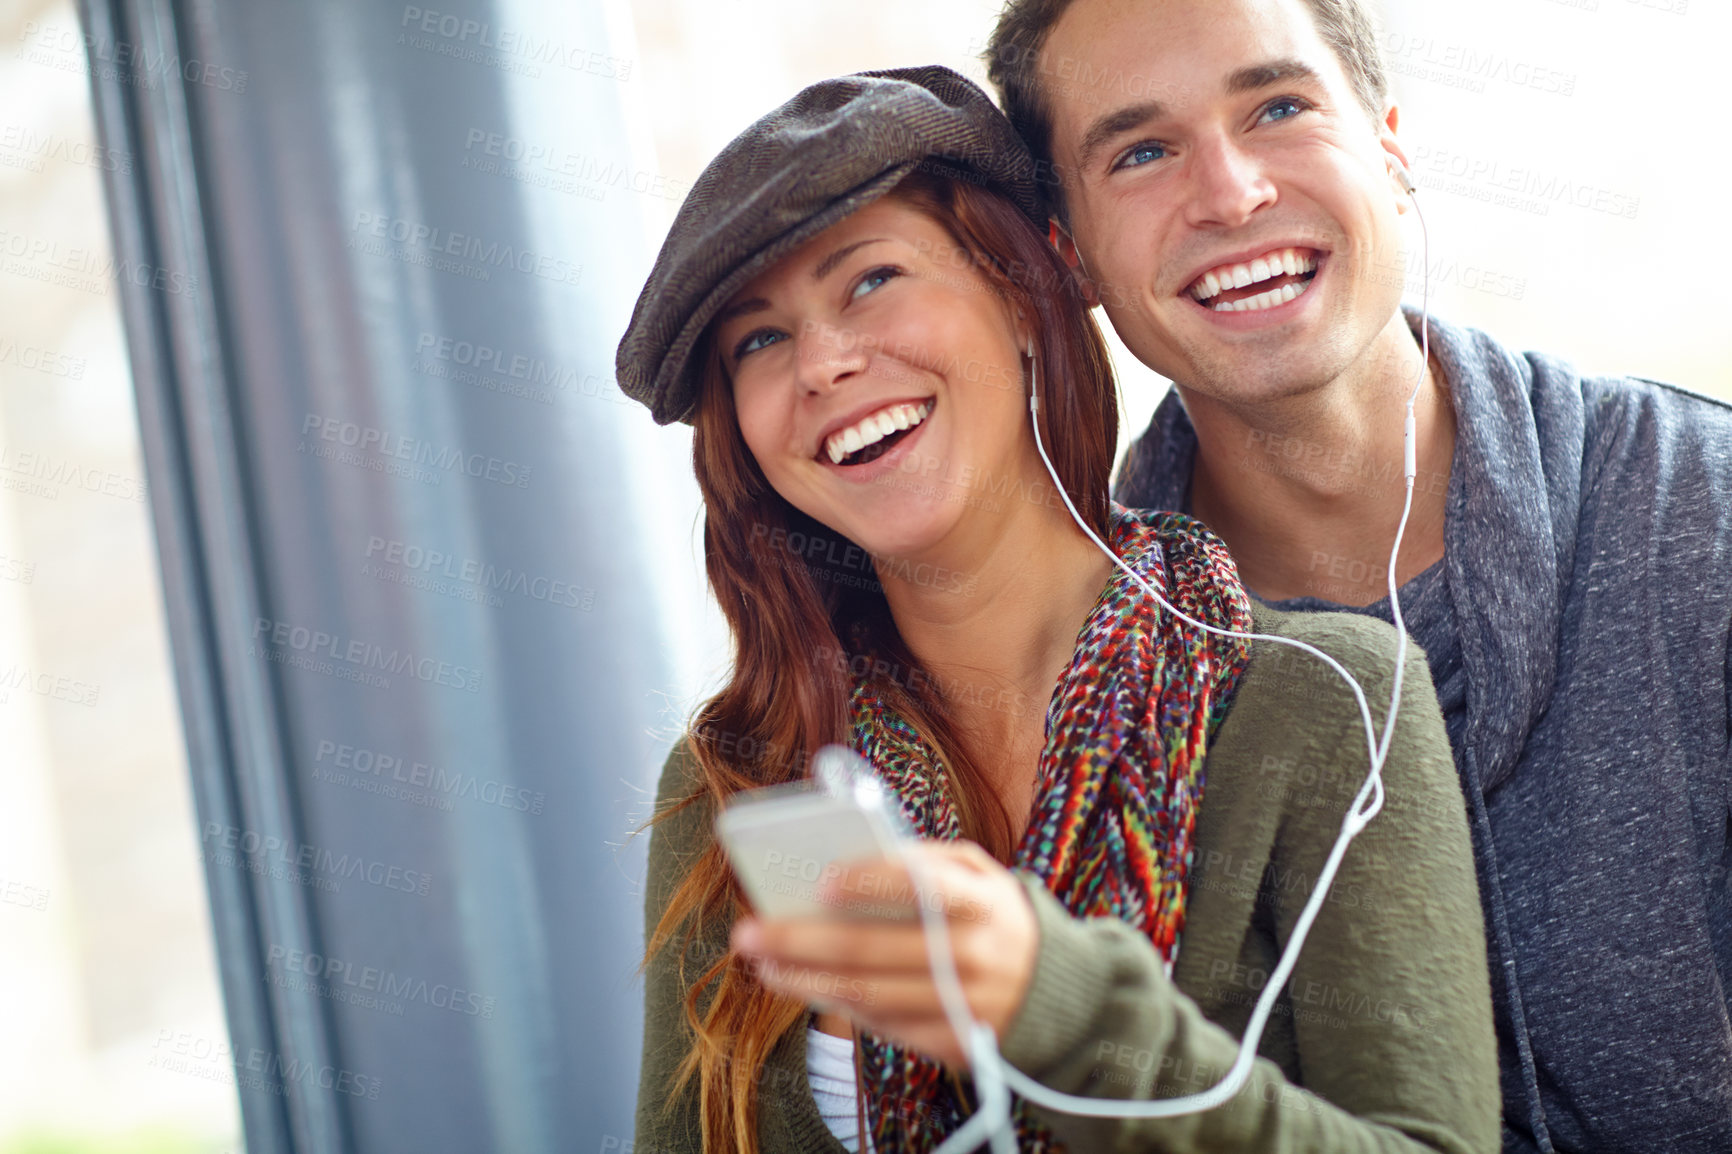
1112;306;1732;1153
1112;306;1580;799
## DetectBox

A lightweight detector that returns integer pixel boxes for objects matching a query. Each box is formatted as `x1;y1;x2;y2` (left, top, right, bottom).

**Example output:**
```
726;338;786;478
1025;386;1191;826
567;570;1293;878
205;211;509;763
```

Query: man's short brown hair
983;0;1390;224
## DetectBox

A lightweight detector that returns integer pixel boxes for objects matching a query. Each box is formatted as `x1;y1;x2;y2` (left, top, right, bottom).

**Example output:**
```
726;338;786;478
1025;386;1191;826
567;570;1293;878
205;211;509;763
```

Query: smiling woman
709;180;1113;585
618;66;1498;1154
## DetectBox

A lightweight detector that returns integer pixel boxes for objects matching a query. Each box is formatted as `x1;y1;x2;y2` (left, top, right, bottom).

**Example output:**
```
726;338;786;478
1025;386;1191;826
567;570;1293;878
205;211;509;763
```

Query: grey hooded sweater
1113;308;1732;1153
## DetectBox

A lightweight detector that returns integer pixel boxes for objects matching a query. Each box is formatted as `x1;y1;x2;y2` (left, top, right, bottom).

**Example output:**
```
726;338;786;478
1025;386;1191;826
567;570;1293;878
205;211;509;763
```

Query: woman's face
712;196;1034;562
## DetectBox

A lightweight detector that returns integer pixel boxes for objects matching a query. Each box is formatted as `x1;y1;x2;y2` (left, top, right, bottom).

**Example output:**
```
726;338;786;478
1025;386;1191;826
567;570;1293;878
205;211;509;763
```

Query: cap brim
649;161;921;426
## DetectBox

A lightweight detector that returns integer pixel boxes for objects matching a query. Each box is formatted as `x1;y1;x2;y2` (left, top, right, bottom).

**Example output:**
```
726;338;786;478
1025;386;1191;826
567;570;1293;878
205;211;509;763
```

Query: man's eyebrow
812;238;886;282
1225;58;1324;97
1076;101;1167;174
1074;59;1326;173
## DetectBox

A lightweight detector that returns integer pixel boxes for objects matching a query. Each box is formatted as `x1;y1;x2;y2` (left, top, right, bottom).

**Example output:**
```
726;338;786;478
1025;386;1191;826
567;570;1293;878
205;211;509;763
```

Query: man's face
1041;0;1411;405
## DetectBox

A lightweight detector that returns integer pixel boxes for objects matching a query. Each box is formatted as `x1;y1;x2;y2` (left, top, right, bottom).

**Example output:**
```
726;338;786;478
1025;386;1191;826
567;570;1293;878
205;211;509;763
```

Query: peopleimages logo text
251;617;484;692
314;739;546;815
349;211;583;286
266;944;497;1018
301;414;531;489
364;536;594;610
201;823;432;896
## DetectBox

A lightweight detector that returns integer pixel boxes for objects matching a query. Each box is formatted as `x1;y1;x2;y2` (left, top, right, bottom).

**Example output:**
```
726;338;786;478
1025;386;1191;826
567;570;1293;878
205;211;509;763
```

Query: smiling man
986;1;1732;1151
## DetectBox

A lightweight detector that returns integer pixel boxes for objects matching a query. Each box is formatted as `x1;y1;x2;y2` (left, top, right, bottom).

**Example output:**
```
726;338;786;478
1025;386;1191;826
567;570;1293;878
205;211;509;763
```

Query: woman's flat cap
615;65;1043;426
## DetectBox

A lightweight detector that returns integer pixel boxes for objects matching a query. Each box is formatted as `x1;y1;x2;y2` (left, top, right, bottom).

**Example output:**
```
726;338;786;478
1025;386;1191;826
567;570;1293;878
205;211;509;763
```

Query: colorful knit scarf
846;505;1254;1153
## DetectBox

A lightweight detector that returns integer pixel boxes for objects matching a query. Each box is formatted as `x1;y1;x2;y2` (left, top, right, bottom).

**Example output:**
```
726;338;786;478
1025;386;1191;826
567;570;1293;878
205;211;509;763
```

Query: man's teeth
1211;280;1310;313
1190;248;1318;309
825;400;933;465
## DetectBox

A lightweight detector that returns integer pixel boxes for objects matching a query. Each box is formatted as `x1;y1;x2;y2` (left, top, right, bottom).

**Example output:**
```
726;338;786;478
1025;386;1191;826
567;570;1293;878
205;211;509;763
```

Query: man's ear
1047;218;1101;307
1377;102;1415;212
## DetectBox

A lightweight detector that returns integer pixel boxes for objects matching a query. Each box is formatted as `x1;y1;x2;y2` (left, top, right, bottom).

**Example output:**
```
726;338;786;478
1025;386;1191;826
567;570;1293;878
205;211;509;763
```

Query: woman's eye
1112;141;1167;172
733;329;786;360
850;266;899;301
1258;97;1309;125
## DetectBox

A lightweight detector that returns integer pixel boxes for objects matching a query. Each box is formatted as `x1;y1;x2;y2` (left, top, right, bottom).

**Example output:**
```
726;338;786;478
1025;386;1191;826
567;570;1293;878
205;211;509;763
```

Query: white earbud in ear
1387;156;1417;195
1025;332;1040;413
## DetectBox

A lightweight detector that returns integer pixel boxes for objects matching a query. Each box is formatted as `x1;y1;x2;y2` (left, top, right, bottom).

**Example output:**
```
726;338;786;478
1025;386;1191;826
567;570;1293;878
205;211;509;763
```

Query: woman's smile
718;197;1032;560
814;398;937;486
817;397;934;467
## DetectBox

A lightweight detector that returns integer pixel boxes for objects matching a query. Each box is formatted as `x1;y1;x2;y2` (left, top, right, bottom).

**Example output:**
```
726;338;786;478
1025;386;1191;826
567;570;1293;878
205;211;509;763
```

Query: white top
805;1024;875;1152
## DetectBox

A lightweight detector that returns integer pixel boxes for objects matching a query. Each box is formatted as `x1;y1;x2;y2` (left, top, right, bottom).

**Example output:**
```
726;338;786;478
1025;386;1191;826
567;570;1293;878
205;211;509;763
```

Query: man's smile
1185;246;1323;313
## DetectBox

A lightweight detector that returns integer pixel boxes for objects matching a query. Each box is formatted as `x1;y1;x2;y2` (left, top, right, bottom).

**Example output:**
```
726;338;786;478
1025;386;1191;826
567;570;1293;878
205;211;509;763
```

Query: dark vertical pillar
79;1;669;1148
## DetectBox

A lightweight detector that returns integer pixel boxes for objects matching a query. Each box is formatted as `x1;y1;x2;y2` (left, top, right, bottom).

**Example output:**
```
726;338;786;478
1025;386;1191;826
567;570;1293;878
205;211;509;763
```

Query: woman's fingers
733;846;1012;977
732;838;1042;1063
753;961;975;1065
777;966;1028;1037
815;843;1006;926
735;914;932;972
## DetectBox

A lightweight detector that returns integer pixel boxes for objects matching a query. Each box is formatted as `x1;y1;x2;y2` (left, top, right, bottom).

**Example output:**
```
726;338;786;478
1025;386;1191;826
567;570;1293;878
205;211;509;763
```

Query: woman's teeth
824;400;933;465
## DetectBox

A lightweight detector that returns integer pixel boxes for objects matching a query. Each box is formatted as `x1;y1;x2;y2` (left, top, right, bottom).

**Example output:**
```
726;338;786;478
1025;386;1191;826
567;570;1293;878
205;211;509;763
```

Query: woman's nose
793;318;872;395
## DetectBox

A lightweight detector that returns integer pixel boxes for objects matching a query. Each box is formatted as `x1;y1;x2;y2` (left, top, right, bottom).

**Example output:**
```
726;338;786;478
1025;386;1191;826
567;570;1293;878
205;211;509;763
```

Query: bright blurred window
0;3;241;1151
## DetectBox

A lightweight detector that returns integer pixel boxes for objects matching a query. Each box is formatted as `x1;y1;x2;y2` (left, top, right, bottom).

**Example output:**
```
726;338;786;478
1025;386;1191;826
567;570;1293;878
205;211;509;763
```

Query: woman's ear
1011;306;1033;359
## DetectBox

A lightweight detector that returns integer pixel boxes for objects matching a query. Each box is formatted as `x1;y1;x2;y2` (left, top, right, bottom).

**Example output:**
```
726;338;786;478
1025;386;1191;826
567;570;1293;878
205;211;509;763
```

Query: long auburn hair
638;168;1118;1153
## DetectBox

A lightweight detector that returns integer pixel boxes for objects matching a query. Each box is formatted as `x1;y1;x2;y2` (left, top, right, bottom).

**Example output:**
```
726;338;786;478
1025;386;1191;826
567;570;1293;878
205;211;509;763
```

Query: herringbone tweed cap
615;64;1043;426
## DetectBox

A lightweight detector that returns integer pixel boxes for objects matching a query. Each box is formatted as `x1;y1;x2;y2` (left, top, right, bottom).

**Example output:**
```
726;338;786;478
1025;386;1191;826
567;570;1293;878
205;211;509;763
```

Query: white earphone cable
901;170;1432;1150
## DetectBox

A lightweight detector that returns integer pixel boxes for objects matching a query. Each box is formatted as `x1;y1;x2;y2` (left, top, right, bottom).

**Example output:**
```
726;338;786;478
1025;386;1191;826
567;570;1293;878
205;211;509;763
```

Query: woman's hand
729;839;1039;1069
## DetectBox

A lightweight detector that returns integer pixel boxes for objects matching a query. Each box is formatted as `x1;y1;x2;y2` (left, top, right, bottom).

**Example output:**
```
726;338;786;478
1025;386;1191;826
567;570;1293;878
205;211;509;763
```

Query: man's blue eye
1260;97;1307;124
1116;142;1167;171
735;329;786;359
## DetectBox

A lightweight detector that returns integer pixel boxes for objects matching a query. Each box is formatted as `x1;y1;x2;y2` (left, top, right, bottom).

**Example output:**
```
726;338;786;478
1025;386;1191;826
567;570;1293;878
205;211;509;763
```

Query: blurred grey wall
79;0;672;1149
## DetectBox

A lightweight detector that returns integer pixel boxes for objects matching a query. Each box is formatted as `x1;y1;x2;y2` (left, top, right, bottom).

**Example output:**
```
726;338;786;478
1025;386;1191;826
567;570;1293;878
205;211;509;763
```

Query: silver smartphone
714;747;917;922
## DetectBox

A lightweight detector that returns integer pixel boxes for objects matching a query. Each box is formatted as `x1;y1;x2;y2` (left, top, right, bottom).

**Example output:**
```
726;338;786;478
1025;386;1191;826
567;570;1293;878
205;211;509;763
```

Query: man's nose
794;319;871;395
1182;136;1277;228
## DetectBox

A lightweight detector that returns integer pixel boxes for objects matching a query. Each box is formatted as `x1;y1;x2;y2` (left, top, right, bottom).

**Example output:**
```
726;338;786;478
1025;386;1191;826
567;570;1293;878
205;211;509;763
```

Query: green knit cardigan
635;603;1500;1153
